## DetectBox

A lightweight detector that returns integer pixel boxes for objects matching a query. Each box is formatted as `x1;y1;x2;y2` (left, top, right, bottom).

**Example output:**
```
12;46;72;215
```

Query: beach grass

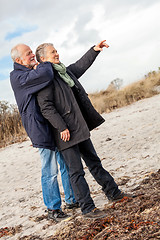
0;101;27;148
89;71;160;113
1;70;160;148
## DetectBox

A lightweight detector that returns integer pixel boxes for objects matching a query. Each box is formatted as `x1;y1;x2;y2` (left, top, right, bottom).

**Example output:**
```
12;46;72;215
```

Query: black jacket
37;47;105;151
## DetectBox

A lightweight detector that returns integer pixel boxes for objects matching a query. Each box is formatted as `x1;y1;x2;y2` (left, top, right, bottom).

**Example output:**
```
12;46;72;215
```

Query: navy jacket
10;62;56;150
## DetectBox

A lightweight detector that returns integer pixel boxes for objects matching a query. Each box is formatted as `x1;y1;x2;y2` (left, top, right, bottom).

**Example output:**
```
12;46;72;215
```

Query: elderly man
10;44;78;221
35;40;131;219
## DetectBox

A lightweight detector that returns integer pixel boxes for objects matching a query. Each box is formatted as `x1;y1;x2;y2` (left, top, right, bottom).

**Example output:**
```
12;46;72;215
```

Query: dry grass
1;71;160;147
89;71;160;113
0;101;27;148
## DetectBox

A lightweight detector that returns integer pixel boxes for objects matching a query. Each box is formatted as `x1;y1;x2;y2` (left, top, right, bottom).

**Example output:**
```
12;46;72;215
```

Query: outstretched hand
93;40;109;51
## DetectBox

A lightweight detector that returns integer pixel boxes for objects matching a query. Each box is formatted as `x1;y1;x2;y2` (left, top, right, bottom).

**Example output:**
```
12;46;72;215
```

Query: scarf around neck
53;62;75;87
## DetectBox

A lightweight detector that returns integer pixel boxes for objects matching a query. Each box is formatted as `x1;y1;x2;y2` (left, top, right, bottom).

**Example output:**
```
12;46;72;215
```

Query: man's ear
15;57;23;64
40;56;45;62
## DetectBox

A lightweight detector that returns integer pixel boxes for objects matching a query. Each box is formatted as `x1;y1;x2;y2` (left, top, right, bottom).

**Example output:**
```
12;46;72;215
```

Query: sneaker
83;208;107;219
65;202;80;209
109;191;136;203
47;209;69;220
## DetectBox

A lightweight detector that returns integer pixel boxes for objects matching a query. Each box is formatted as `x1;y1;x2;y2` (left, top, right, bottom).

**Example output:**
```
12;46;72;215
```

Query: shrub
0;101;27;148
89;71;160;113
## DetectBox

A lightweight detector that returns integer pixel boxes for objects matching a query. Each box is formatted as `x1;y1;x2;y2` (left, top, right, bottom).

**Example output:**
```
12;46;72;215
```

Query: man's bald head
11;44;36;69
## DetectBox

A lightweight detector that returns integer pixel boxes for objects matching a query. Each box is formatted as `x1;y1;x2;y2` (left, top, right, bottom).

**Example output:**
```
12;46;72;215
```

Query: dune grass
0;101;27;148
0;70;160;148
89;71;160;113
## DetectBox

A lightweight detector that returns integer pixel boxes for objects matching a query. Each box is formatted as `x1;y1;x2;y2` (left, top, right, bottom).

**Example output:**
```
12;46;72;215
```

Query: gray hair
10;44;22;62
36;43;54;63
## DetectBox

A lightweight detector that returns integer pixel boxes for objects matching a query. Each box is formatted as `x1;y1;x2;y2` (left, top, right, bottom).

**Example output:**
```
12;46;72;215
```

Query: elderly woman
35;40;132;219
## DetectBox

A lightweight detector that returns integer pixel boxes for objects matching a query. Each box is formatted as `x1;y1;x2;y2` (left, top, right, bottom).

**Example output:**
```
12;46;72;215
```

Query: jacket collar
13;62;31;71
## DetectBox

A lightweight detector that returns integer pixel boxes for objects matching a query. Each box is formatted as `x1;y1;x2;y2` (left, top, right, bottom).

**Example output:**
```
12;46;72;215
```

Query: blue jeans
39;148;76;210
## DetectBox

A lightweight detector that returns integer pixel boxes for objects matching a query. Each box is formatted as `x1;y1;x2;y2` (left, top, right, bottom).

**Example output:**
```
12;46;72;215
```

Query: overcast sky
0;0;160;104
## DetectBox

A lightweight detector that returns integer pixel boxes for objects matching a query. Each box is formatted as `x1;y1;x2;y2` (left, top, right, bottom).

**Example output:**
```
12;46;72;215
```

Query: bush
89;71;160;113
0;101;27;148
1;70;160;147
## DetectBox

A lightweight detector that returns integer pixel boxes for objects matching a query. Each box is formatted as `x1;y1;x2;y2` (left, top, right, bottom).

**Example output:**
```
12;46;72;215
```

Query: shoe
83;208;107;219
109;191;136;203
47;209;69;220
65;202;80;209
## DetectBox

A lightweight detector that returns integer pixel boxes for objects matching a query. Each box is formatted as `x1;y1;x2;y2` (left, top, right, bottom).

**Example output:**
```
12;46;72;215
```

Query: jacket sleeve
67;47;100;79
37;85;68;132
18;62;54;94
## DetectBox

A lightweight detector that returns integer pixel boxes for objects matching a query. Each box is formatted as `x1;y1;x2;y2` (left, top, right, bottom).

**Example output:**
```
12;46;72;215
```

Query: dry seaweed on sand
47;169;160;240
0;225;22;238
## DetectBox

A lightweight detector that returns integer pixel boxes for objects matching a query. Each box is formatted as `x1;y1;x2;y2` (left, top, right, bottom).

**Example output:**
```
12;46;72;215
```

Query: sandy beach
0;94;160;239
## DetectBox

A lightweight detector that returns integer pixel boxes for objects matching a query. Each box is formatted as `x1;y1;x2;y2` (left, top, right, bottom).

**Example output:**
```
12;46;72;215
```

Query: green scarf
53;62;75;87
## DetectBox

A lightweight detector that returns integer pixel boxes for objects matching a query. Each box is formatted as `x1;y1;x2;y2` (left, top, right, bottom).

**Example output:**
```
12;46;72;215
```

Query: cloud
0;78;15;103
0;0;160;103
5;26;38;41
0;56;13;81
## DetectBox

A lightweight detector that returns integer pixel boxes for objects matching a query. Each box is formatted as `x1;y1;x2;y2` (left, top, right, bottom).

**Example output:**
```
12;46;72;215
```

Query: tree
110;78;123;90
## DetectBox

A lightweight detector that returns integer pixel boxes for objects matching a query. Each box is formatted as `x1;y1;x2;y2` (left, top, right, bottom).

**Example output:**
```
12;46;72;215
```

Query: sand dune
0;94;160;239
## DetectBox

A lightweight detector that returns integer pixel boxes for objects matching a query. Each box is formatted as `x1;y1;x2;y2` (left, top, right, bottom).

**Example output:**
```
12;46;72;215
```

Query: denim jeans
39;148;76;210
56;151;76;204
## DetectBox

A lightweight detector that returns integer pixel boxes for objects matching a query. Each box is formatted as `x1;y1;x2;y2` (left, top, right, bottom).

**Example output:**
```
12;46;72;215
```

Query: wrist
93;45;100;52
93;45;97;51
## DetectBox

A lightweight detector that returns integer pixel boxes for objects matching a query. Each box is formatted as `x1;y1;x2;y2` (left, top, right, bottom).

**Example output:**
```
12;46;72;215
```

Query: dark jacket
10;62;56;150
37;47;105;151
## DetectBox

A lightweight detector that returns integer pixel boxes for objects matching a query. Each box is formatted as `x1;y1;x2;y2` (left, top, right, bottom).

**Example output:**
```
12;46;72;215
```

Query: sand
0;94;160;239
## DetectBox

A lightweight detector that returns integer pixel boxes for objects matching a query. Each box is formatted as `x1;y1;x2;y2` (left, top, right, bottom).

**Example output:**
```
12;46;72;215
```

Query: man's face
17;44;37;68
44;45;60;64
